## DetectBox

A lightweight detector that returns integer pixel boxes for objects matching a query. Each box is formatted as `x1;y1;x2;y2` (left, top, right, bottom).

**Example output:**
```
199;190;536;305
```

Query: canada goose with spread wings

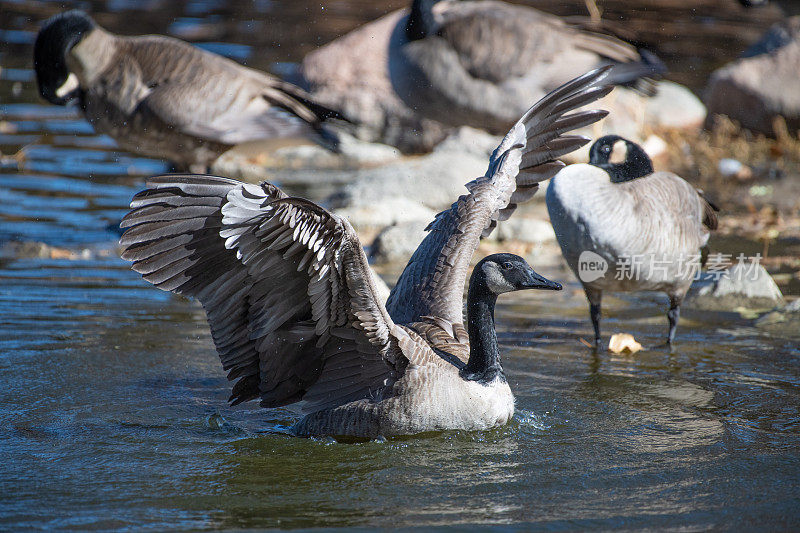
119;68;611;438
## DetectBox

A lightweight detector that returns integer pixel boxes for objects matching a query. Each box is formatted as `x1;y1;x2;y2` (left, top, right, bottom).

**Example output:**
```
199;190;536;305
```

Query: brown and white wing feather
120;175;404;414
408;318;470;366
386;67;611;325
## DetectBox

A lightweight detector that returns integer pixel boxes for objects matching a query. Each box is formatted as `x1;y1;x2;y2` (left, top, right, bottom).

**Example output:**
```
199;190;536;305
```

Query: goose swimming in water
393;0;664;134
546;135;719;347
34;10;346;172
119;68;611;438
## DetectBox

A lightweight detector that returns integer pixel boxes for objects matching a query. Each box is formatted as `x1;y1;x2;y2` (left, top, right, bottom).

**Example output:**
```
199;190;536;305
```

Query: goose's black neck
461;271;504;384
406;0;438;42
596;159;653;183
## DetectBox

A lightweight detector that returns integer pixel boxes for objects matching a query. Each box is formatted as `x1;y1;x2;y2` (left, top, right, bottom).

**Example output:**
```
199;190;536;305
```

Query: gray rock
266;136;401;168
433;126;501;158
370;219;430;264
492;217;555;245
330;127;492;212
688;262;785;310
785;298;800;313
335;133;402;164
704;17;800;136
333;198;435;232
212;126;492;211
0;240;99;260
643;81;707;130
755;298;800;338
211;133;400;180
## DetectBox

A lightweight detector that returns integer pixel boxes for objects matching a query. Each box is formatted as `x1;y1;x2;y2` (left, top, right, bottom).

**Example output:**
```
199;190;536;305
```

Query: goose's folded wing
137;80;339;146
696;188;719;231
595;172;716;258
126;37;343;145
436;4;612;83
168;79;347;146
435;5;561;83
120;175;404;414
430;2;657;88
386;67;612;325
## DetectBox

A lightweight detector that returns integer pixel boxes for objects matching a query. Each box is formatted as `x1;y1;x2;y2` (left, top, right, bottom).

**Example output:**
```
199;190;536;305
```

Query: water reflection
191;428;527;529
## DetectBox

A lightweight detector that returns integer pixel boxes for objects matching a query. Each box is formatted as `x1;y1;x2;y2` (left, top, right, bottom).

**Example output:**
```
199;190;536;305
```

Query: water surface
1;1;798;530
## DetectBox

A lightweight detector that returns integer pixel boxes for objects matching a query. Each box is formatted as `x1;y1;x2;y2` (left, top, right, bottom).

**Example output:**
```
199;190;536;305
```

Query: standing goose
119;68;612;438
393;0;664;134
34;10;346;172
546;135;719;347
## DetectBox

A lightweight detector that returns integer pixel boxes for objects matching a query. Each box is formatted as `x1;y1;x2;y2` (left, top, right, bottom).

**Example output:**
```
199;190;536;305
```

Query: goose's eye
501;261;513;270
602;145;611;154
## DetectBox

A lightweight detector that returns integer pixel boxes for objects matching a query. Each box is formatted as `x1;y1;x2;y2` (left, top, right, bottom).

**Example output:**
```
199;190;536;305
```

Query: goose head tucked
34;10;96;105
589;135;654;183
461;253;561;384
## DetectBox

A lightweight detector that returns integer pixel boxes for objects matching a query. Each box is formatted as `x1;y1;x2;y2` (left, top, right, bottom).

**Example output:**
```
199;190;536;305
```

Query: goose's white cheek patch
56;73;80;98
483;263;515;294
609;140;628;164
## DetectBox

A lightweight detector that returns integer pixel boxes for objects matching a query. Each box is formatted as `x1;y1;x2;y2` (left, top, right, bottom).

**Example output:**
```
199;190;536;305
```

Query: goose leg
584;286;602;346
666;294;683;345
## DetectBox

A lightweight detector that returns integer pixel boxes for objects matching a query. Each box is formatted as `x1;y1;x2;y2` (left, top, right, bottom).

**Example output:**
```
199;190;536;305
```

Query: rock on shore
688;262;785;310
756;298;800;338
704;16;800;136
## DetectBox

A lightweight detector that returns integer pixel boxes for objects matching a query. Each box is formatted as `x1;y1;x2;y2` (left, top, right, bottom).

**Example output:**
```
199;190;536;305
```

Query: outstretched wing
386;67;612;325
120;175;404;414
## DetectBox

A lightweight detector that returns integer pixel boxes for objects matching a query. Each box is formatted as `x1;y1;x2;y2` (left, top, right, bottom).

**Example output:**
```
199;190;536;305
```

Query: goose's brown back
67;26;343;169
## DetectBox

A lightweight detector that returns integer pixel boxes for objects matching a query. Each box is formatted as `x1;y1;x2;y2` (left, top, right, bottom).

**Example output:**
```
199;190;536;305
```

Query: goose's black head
406;0;441;41
589;135;654;183
738;0;768;6
34;10;96;105
475;253;562;296
462;253;561;384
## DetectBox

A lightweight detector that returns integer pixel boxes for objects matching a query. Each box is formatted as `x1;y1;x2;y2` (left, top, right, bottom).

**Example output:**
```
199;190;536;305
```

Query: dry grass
654;116;800;214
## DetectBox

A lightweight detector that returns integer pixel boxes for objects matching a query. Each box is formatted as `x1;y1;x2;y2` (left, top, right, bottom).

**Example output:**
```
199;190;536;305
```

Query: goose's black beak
522;267;562;291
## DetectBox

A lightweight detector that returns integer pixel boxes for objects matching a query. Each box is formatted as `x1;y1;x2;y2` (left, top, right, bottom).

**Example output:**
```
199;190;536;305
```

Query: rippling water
1;0;799;530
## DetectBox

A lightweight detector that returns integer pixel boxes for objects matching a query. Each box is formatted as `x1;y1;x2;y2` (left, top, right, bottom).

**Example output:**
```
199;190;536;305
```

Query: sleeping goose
119;67;612;438
546;135;719;347
34;10;345;172
393;0;664;134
